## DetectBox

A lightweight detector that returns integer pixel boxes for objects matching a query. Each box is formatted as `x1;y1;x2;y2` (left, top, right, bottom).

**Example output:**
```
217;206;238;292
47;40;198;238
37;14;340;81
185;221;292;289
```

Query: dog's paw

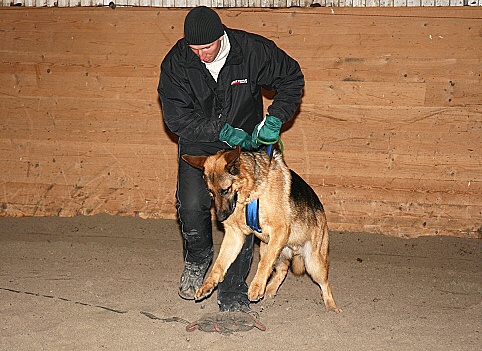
327;306;343;313
264;284;278;298
195;281;216;301
248;281;266;302
324;299;343;313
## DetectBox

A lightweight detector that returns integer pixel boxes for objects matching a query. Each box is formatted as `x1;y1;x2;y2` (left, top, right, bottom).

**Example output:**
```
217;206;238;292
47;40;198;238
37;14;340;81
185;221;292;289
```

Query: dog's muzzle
216;192;238;222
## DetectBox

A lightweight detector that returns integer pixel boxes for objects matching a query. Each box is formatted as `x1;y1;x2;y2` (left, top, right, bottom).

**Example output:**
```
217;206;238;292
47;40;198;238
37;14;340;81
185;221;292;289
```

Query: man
158;6;304;312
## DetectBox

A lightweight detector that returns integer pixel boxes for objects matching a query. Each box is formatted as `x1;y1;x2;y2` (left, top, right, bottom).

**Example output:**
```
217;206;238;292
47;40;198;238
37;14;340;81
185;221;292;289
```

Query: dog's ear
182;154;208;170
223;146;241;175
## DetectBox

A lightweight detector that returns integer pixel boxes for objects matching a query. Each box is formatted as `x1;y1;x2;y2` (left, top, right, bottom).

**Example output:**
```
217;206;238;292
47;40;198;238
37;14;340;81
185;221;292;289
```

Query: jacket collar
224;28;243;65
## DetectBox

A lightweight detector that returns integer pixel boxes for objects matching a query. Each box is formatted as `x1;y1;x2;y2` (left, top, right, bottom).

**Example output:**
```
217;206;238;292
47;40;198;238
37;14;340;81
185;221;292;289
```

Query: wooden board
0;7;481;238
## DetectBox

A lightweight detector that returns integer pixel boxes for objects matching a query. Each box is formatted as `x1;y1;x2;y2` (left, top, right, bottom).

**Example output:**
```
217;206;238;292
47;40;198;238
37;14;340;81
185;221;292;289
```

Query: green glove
252;115;282;147
219;123;255;150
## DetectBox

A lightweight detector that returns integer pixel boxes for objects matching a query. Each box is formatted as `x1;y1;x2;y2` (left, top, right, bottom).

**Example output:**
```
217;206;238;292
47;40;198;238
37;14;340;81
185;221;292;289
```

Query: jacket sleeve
157;58;224;143
257;43;305;123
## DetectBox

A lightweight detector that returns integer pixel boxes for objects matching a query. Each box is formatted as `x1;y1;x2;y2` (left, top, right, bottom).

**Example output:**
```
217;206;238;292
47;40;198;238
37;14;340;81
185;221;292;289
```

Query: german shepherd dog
182;146;341;312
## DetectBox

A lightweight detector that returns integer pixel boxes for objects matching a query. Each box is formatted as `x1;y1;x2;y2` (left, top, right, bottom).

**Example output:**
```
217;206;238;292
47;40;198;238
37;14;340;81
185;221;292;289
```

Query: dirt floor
0;214;480;351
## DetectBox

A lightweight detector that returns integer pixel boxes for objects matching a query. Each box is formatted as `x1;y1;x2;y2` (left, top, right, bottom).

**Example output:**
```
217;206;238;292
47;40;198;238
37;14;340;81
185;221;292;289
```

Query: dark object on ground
185;311;267;335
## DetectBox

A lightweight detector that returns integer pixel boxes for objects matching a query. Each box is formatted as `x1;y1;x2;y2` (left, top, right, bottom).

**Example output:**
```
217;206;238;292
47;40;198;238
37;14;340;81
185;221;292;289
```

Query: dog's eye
219;186;231;196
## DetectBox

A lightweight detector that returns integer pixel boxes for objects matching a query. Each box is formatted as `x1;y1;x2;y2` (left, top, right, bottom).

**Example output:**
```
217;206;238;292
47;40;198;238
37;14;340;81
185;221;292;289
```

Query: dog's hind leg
303;240;342;313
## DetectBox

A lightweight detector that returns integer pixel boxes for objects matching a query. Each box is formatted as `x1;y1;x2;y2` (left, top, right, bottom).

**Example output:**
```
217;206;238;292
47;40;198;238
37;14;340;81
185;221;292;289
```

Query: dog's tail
291;254;305;275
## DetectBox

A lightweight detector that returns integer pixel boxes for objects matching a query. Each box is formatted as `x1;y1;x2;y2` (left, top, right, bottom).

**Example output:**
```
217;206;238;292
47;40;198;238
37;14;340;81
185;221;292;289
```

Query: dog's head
182;146;242;222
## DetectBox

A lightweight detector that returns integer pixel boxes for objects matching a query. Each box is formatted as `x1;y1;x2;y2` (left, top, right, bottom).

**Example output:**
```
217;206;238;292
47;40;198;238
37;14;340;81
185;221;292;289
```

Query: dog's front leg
195;230;245;301
248;226;289;301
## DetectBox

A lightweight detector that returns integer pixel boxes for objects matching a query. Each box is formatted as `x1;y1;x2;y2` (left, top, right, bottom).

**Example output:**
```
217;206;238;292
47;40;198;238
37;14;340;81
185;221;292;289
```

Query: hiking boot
178;260;211;300
218;299;257;318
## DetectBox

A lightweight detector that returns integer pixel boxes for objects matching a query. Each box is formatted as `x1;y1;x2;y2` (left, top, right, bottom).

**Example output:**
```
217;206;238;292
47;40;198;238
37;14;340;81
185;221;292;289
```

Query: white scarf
204;32;230;82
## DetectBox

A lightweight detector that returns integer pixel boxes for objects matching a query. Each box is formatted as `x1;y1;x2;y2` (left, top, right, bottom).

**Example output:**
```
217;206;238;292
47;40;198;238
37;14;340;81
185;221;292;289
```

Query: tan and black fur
182;146;341;312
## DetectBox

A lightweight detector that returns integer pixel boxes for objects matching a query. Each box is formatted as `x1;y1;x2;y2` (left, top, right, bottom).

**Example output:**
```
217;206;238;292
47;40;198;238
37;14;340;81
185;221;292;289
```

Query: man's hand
252;115;282;148
219;123;255;150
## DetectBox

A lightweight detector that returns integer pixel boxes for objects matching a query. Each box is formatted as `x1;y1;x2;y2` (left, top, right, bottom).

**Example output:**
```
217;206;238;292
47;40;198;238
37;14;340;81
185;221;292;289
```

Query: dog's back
289;169;325;222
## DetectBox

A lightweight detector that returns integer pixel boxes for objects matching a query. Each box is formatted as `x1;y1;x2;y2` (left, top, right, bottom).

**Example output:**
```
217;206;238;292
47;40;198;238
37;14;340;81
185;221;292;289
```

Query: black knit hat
184;6;224;45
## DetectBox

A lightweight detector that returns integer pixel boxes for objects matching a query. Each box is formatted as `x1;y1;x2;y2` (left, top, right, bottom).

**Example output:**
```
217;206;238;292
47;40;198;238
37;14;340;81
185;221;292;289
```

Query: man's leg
176;144;215;300
217;233;254;312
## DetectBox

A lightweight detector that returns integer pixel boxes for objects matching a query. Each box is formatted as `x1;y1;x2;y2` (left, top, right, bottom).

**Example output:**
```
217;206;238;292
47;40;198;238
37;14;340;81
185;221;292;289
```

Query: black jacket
158;27;304;144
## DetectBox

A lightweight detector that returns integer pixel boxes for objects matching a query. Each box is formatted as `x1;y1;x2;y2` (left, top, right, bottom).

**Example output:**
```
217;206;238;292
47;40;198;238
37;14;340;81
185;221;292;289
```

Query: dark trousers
176;140;254;306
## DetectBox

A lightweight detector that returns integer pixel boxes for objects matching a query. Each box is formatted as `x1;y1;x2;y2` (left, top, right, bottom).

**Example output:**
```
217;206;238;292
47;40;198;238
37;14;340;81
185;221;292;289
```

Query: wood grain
0;7;480;238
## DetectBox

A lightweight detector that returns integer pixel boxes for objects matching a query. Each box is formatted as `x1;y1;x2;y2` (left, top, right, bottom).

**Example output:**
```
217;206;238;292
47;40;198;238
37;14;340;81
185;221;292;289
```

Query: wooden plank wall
2;0;482;8
0;7;481;238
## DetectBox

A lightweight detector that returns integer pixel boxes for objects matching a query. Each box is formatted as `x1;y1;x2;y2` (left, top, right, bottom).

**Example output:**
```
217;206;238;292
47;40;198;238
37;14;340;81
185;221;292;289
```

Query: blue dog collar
246;199;262;233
